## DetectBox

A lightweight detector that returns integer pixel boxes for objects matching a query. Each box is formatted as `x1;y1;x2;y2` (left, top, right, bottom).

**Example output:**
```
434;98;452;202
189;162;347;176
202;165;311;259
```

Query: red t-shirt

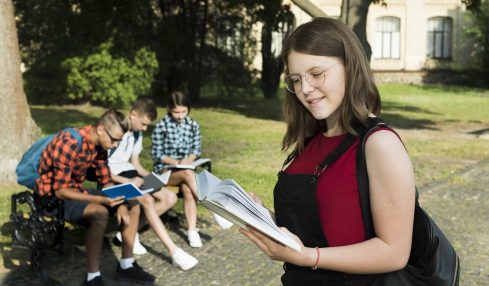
285;132;364;247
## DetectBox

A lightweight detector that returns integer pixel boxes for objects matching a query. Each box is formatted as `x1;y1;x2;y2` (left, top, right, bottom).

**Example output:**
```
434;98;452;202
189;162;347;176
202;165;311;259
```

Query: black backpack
357;118;460;286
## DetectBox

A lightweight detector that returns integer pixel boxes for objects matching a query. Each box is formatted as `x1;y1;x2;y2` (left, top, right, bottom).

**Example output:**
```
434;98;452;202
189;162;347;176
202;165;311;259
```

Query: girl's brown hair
167;91;191;113
281;17;381;153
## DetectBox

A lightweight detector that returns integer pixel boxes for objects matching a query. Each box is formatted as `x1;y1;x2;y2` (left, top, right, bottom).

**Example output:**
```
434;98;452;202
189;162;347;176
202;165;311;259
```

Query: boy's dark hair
167;91;191;113
132;96;158;121
98;108;129;133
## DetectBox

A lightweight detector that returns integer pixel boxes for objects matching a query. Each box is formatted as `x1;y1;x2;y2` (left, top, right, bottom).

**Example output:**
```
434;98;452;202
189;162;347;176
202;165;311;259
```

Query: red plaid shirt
36;126;112;196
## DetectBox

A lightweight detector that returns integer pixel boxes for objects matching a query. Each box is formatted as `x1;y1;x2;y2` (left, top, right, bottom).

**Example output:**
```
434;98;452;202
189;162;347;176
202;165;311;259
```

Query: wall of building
286;0;476;72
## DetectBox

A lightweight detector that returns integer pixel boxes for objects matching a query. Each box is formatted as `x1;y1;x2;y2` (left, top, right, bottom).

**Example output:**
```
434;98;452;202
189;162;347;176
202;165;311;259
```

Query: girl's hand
239;226;312;267
180;157;194;165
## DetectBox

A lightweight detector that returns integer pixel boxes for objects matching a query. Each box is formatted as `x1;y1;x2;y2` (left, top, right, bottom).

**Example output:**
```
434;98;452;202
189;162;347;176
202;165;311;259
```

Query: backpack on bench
16;128;82;190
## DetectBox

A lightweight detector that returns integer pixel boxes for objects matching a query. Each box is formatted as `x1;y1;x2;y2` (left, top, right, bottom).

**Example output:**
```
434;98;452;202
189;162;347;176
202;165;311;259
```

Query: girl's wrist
302;247;319;269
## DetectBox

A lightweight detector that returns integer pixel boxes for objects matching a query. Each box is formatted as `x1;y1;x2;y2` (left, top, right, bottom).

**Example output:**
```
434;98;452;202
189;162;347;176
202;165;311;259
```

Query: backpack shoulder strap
356;118;387;239
356;118;419;240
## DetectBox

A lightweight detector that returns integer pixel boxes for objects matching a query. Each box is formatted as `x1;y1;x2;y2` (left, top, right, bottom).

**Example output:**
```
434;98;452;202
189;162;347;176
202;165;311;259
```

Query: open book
103;171;171;200
196;170;301;252
166;158;211;170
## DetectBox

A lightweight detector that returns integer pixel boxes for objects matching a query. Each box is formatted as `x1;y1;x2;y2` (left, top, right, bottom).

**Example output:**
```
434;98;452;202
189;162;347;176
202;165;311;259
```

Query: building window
427;17;452;59
373;16;400;59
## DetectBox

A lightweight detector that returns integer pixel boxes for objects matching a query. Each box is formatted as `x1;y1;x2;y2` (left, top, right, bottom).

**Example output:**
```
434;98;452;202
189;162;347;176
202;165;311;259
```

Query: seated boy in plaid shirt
35;109;155;286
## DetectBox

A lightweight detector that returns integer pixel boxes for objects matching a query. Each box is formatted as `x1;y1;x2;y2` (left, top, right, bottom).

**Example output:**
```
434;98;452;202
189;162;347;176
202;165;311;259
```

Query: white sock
120;257;135;269
87;272;101;281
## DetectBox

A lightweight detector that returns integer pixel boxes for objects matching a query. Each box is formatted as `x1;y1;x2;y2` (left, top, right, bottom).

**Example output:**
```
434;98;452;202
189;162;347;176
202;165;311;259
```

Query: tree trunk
260;24;282;99
290;0;327;17
340;0;373;60
0;0;40;184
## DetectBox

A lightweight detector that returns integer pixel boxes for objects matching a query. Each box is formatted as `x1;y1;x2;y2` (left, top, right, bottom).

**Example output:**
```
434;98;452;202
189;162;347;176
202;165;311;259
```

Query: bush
62;40;158;108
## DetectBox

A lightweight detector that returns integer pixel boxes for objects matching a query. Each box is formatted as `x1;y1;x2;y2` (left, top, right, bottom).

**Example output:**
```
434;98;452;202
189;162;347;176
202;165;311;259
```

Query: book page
197;172;301;252
167;158;211;170
196;170;221;201
191;158;211;167
204;191;301;252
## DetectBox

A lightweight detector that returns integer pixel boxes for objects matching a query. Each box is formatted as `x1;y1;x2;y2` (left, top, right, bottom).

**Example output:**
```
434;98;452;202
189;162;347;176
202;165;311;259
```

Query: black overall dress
274;134;374;286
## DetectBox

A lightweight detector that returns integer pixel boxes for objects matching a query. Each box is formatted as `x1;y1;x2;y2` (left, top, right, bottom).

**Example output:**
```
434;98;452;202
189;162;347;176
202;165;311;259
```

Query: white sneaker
213;213;233;229
115;232;147;255
187;229;203;248
171;248;198;270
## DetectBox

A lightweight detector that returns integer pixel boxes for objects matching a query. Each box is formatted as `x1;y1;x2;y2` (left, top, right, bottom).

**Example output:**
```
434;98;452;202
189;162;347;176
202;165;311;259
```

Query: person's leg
63;197;109;284
120;204;140;259
113;170;147;254
137;190;178;255
137;190;198;270
152;188;178;216
167;170;198;231
116;204;156;284
180;183;197;231
83;204;110;273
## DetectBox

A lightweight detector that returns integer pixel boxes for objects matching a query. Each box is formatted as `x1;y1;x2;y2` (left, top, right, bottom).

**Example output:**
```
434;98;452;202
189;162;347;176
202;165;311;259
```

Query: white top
108;131;143;175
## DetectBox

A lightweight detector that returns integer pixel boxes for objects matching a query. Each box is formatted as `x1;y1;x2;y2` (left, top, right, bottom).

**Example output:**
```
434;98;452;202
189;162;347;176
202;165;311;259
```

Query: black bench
10;190;64;286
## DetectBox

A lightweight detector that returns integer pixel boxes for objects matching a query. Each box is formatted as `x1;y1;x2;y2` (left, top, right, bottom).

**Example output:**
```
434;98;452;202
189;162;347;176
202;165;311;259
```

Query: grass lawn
1;83;489;273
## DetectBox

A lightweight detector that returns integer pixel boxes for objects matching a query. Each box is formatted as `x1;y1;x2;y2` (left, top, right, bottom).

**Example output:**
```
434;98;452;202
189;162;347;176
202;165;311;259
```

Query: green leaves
62;40;158;108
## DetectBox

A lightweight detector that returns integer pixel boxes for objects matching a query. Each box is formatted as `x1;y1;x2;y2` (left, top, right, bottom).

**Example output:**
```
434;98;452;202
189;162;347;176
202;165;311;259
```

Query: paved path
2;158;488;286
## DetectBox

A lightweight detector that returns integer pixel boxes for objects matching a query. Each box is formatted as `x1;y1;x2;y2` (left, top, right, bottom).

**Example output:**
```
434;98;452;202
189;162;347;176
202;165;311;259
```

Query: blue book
102;171;171;200
102;183;154;200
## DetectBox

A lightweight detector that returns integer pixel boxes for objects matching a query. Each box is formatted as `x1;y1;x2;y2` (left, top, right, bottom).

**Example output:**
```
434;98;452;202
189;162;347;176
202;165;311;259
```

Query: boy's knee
140;195;156;208
166;191;178;206
85;205;109;226
128;204;141;216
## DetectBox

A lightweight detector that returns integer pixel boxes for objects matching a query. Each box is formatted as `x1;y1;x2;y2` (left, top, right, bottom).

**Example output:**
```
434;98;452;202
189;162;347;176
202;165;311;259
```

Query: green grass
1;83;489;271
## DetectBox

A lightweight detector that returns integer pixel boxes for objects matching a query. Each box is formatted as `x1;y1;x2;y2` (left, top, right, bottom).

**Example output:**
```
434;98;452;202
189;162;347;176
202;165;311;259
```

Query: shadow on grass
30;107;100;135
194;97;283;121
0;221;44;285
0;219;120;286
194;96;439;130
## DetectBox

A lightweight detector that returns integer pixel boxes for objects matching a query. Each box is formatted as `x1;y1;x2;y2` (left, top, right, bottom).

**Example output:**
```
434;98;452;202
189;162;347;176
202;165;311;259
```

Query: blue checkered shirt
151;115;201;173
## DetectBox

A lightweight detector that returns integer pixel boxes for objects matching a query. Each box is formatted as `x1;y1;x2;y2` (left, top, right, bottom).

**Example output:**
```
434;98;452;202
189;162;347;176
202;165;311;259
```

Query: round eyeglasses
284;64;338;94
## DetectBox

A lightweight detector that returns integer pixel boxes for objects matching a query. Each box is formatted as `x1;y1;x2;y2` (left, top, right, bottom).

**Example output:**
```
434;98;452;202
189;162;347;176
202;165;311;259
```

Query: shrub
62;40;158;108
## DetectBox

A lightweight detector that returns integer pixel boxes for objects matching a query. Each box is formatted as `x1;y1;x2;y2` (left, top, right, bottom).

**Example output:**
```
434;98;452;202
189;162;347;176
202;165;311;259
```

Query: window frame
373;16;401;60
427;17;452;60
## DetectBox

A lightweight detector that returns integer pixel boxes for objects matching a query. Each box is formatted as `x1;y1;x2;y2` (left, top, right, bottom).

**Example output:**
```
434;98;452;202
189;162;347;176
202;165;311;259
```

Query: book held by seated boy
166;158;211;170
196;170;301;252
103;171;171;200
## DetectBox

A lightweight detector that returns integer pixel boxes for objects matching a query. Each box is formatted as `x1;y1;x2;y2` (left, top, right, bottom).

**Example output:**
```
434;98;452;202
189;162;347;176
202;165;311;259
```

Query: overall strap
279;134;357;181
311;134;357;183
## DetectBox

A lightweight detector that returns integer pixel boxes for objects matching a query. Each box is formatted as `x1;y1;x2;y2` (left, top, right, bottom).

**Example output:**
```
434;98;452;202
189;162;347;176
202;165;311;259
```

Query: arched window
373;16;400;59
427;17;452;59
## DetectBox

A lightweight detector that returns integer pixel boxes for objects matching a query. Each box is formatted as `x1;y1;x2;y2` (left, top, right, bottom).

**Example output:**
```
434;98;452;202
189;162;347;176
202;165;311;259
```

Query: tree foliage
14;0;295;103
464;0;489;71
62;41;158;108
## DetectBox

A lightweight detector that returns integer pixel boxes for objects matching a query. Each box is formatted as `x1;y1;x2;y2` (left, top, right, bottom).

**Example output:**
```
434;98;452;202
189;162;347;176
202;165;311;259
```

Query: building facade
286;0;475;72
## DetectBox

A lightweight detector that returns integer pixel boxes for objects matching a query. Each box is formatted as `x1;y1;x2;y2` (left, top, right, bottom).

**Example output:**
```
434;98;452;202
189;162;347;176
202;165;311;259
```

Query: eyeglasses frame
104;126;123;144
284;63;339;94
